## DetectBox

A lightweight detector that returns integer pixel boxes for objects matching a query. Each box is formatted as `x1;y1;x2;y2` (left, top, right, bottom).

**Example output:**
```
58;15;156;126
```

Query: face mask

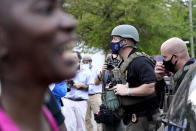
163;55;177;73
82;64;89;69
110;40;123;54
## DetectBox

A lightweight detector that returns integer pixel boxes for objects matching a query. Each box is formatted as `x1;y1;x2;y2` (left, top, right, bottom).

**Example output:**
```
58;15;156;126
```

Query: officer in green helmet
106;24;159;131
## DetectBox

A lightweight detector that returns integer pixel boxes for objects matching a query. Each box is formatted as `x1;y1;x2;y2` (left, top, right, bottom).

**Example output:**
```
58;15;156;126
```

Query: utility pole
189;0;195;58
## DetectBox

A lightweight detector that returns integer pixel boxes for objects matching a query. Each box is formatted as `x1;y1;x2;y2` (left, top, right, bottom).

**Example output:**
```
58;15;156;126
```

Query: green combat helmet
111;24;139;48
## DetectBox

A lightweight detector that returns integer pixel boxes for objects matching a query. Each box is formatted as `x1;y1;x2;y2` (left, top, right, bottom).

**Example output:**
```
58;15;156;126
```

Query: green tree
65;0;191;55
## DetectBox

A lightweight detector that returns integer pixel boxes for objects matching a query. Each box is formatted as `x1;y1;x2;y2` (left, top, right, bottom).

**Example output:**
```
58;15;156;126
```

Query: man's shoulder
125;55;155;74
129;55;152;66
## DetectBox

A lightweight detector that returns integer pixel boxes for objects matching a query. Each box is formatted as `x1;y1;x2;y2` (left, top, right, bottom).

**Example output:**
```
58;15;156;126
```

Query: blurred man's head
82;55;92;69
0;0;77;84
82;56;92;64
72;51;82;63
161;37;190;72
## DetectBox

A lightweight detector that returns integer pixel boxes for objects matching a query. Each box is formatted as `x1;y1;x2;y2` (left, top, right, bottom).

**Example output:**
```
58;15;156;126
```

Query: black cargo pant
103;119;125;131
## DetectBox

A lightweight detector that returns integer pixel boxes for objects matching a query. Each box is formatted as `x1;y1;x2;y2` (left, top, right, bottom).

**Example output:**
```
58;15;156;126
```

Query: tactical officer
82;55;102;131
107;25;159;131
155;37;195;114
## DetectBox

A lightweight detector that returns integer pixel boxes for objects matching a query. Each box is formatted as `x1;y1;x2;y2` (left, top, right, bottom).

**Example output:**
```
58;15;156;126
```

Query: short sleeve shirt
88;66;102;94
65;66;93;100
127;56;156;87
124;51;158;112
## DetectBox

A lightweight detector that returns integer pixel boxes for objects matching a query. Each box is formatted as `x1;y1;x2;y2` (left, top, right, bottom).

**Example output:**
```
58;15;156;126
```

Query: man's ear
123;39;128;44
172;54;178;62
173;54;177;58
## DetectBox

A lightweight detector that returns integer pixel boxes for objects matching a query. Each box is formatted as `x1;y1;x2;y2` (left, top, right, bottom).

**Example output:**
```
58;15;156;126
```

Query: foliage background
65;0;195;56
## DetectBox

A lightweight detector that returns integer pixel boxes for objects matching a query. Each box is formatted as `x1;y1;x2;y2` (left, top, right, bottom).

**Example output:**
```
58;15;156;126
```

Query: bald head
161;37;189;59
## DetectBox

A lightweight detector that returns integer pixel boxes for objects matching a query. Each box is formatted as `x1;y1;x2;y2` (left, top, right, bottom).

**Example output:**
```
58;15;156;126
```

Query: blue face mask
110;40;122;54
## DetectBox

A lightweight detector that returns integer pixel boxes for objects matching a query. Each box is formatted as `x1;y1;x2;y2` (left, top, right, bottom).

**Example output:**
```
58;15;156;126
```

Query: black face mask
163;55;177;73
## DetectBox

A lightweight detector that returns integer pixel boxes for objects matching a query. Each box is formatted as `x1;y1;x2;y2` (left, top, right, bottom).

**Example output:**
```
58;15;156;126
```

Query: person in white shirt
62;51;93;131
83;56;102;131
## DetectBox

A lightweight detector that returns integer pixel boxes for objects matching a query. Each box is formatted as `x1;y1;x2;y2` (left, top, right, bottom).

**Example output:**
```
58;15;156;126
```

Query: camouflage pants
126;112;160;131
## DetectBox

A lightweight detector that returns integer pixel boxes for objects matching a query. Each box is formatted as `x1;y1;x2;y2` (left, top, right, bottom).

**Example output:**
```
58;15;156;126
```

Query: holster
94;104;120;124
123;109;159;125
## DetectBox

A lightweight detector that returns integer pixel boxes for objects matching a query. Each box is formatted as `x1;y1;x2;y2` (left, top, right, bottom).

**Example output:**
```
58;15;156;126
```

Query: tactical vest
163;62;196;113
165;62;196;120
112;52;156;106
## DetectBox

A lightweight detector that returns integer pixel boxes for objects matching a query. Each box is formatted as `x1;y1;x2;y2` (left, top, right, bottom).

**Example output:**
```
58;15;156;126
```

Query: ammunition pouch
105;90;120;111
163;93;174;113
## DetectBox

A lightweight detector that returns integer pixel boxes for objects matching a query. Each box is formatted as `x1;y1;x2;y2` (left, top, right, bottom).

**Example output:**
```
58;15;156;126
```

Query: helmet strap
119;38;137;49
121;43;137;49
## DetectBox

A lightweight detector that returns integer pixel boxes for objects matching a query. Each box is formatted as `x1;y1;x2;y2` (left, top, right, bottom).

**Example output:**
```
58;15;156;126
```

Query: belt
68;98;86;101
89;93;101;96
123;109;159;125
